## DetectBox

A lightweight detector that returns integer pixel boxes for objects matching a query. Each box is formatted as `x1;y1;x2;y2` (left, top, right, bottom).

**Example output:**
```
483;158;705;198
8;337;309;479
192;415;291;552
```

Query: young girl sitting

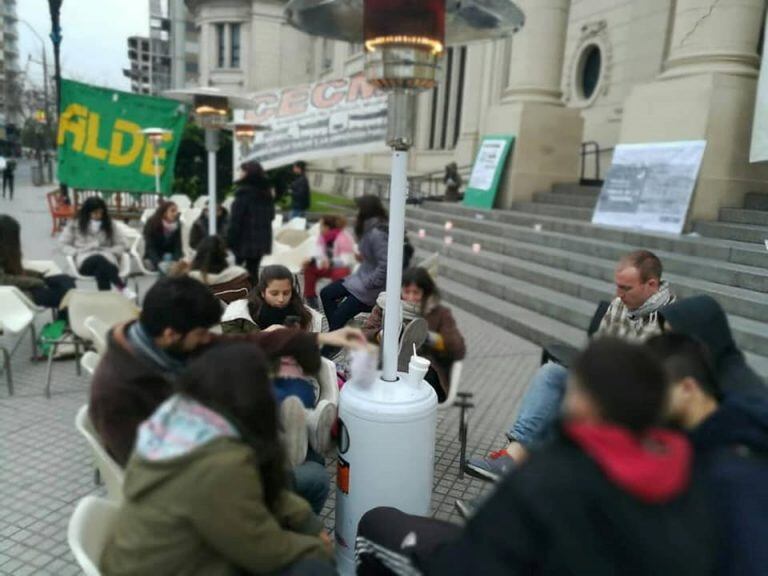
173;235;251;304
302;215;356;310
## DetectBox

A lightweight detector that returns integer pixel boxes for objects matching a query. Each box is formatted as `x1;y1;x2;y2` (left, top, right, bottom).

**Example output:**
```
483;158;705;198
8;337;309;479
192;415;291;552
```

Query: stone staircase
405;184;768;377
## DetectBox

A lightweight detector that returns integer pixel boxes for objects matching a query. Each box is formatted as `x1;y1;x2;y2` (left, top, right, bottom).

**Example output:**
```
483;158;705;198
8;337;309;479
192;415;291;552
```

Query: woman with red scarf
303;215;356;310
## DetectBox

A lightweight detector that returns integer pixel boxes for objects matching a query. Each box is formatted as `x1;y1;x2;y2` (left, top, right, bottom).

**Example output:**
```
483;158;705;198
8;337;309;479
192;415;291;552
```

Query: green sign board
57;79;187;195
463;135;515;209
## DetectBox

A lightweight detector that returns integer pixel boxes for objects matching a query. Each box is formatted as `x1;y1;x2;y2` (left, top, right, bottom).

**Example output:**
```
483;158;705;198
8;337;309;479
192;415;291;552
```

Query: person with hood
228;161;275;281
100;342;335;576
659;294;765;395
362;267;466;400
468;249;676;480
646;332;768;576
290;161;310;220
356;338;716;576
320;195;389;333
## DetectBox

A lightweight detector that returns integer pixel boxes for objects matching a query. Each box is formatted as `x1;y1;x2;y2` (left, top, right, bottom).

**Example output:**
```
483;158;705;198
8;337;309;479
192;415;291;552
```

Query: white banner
751;9;768;162
234;74;389;171
592;140;707;235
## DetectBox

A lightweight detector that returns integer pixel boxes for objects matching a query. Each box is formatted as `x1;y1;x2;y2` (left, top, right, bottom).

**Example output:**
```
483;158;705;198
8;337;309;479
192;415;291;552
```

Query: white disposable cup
408;355;431;387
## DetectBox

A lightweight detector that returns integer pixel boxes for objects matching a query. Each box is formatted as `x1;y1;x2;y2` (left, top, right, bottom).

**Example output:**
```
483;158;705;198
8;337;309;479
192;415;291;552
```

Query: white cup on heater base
408;355;431;388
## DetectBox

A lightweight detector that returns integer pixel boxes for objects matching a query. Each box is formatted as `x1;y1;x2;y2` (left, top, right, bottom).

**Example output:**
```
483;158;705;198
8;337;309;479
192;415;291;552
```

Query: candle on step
444;236;453;246
418;228;426;239
444;221;453;231
472;243;481;254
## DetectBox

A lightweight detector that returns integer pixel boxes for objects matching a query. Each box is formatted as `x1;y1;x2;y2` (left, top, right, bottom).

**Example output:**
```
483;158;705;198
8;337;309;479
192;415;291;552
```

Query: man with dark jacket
290;161;310;220
357;339;716;576
647;332;768;576
228;161;275;281
89;276;364;510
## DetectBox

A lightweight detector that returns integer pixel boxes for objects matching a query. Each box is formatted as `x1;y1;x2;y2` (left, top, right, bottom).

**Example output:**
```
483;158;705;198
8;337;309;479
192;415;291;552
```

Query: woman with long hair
227;161;275;281
59;196;131;292
249;265;313;331
363;267;466;402
100;342;334;575
142;200;182;273
320;195;389;334
302;214;356;310
183;235;251;303
0;214;75;314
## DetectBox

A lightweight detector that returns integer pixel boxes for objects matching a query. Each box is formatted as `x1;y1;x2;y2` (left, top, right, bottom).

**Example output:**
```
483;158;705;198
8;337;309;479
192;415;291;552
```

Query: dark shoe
465;450;515;482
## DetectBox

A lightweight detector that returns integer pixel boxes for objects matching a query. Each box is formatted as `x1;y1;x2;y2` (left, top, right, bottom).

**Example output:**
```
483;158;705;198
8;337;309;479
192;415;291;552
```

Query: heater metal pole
205;128;220;235
381;92;415;382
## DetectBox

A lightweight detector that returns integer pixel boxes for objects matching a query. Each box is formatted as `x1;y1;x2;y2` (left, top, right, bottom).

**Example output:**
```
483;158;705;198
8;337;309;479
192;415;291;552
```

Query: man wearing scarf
467;250;676;481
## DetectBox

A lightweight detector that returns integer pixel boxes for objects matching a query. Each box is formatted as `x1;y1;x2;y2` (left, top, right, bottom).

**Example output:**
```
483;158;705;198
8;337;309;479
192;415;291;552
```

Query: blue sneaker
465;450;515;482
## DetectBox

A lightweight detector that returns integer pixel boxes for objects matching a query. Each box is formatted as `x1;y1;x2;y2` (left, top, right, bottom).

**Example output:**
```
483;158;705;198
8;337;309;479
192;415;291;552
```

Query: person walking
290;161;310;220
228;161;275;281
2;157;15;200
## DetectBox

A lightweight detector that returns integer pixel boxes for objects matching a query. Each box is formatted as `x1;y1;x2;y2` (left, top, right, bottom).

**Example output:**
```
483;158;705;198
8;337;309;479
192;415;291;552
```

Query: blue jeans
507;362;568;448
274;377;316;408
320;280;372;332
292;459;330;514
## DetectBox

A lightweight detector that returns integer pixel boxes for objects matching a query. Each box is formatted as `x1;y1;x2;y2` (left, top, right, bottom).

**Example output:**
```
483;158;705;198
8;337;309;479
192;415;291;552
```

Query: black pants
356;507;462;575
28;274;76;319
238;252;265;284
2;172;13;199
320;280;372;331
79;255;123;291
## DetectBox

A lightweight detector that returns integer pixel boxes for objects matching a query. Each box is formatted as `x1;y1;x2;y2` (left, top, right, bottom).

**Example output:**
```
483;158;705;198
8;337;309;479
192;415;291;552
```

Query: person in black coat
356;338;717;576
142;200;183;273
289;161;310;220
189;204;228;251
647;332;768;576
227;161;275;281
660;295;765;395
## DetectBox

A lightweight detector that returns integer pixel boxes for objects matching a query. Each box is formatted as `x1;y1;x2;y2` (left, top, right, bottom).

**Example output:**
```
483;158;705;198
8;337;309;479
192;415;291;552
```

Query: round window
578;44;602;101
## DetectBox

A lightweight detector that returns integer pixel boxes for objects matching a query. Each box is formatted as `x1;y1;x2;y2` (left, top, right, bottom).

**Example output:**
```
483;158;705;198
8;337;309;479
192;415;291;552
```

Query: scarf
597;281;675;343
127;321;186;376
627;281;674;320
321;228;342;260
375;292;437;323
257;303;291;329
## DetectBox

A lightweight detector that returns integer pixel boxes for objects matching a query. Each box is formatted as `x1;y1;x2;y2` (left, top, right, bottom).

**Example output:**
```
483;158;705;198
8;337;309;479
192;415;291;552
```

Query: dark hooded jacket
660;296;765;395
228;179;275;259
416;424;716;576
691;393;768;576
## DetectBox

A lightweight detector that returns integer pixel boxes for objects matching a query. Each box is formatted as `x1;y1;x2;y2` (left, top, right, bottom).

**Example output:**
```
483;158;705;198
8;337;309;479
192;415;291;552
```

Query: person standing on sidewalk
2;157;15;200
228;161;275;282
290;161;310;220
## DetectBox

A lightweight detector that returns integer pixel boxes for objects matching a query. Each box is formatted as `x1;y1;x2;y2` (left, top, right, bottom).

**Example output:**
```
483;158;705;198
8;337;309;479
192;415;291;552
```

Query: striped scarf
596;282;675;343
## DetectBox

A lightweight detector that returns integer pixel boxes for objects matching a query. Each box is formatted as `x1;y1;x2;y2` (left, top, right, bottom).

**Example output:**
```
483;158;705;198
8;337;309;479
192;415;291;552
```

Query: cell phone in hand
284;315;301;328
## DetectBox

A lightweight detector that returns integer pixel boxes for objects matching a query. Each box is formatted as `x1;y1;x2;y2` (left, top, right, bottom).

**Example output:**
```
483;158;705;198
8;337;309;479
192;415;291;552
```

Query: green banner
56;79;187;194
463;135;515;209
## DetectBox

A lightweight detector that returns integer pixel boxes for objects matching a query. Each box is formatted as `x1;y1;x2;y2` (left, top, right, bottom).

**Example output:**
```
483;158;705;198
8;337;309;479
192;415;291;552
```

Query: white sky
17;0;149;91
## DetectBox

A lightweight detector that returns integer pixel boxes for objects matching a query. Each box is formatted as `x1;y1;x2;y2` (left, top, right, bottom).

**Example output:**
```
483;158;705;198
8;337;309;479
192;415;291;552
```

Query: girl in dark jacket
142;201;182;273
320;195;388;332
0;214;75;314
227;161;275;281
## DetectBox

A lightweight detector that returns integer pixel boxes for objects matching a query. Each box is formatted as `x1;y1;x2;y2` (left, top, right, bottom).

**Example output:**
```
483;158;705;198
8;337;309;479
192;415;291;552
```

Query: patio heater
140;127;172;195
226;121;271;165
284;0;524;572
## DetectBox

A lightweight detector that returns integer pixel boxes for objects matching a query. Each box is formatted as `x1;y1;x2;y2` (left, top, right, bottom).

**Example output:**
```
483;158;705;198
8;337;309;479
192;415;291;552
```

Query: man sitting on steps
467;249;676;481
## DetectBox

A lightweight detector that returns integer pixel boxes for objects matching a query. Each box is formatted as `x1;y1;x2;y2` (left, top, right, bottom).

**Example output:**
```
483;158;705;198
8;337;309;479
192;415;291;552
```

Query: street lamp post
141;127;172;195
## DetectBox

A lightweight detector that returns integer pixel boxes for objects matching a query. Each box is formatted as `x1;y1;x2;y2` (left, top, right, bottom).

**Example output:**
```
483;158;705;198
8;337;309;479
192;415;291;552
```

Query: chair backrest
180;208;202;260
168;194;192;212
193;195;209;209
75;405;125;501
419;252;440;280
284;217;307;231
68;495;121;576
67;291;140;341
0;286;37;333
307;306;323;333
222;195;235;211
139;208;155;225
84;316;111;354
317;357;339;405
81;351;101;376
439;360;463;410
275;228;310;248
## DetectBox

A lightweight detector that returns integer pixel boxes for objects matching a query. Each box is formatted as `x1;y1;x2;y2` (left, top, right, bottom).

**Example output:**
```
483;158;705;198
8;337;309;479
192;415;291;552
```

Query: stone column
619;0;768;222
485;0;584;208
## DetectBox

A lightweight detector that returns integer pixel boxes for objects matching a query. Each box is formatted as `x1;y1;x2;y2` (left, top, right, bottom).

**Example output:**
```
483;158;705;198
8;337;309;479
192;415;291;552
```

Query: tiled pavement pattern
0;163;540;573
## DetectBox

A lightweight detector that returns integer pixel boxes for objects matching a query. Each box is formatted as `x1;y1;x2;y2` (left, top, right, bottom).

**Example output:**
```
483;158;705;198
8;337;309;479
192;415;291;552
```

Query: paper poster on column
592;140;706;235
750;10;768;162
233;74;389;171
463;135;515;209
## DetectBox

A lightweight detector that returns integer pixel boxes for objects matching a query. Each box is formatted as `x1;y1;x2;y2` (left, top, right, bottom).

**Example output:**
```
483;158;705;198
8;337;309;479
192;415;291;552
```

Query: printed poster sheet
234;74;388;170
463;136;515;209
592;140;707;235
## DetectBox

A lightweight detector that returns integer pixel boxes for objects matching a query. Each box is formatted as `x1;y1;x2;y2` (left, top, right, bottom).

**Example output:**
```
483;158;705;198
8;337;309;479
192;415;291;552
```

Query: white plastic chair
193;195;209;209
68;495;120;576
307;306;323;333
261;236;315;274
66;253;132;286
284;217;307;231
317;357;339;406
222;195;235;212
419;252;440;280
139;208;155;225
0;286;41;395
22;259;62;277
439;360;464;410
46;291;139;397
80;351;101;376
84;316;111;354
129;236;160;278
168;194;192;212
75;405;125;502
180;208;202;260
275;228;310;248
